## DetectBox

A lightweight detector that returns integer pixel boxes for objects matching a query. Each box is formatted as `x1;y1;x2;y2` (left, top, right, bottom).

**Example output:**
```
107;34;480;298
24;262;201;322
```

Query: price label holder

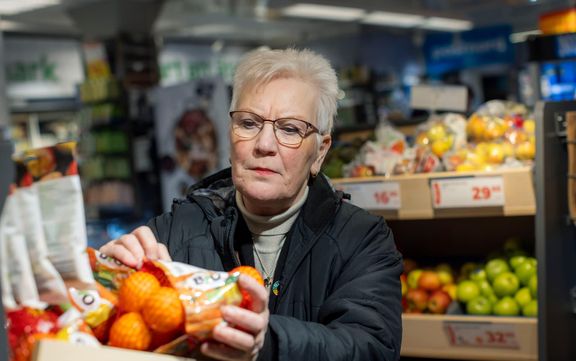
430;176;505;208
443;321;520;349
336;181;401;210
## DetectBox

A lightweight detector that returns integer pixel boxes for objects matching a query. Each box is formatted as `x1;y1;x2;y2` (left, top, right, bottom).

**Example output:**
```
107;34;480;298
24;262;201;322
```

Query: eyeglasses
230;111;320;147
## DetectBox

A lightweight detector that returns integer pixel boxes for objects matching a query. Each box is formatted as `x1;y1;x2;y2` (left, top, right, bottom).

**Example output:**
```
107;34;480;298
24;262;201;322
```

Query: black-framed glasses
230;111;320;147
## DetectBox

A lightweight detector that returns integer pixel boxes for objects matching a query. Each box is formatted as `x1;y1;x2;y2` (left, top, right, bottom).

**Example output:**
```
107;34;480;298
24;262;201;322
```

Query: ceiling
0;0;574;45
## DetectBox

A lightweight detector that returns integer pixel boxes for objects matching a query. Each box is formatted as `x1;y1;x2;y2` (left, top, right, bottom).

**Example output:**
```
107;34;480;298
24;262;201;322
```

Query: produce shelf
331;166;535;219
401;314;537;360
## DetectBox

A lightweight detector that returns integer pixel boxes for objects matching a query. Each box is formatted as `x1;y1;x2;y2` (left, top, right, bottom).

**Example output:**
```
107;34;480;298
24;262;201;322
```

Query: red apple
406;288;429;312
418;271;442;291
428;290;452;314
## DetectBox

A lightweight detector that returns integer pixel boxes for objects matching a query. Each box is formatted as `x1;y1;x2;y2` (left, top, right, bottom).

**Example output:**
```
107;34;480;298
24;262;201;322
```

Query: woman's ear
311;134;332;176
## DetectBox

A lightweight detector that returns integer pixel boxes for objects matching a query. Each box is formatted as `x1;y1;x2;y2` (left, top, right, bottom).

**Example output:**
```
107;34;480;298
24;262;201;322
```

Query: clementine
118;271;160;312
230;266;264;286
108;312;151;351
142;287;184;333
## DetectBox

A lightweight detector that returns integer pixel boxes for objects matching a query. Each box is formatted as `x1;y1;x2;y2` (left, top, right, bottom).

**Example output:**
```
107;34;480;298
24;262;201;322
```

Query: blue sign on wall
423;25;513;75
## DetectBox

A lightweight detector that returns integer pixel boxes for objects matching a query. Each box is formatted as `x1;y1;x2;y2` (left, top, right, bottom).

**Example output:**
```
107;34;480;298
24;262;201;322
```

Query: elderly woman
101;48;403;361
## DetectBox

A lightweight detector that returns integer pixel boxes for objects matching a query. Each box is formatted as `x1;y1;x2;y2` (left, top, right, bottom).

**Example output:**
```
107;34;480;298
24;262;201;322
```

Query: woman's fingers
211;323;257;352
158;243;172;261
220;305;268;335
99;226;166;267
99;240;140;268
131;226;161;260
238;274;268;313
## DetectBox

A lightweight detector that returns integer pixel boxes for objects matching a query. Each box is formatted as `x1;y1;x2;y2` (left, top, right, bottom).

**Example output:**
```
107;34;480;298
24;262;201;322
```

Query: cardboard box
33;339;195;361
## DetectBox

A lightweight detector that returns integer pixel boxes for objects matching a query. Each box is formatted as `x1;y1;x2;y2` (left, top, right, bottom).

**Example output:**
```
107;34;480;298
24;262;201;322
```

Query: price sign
430;176;505;208
444;321;520;349
337;181;401;210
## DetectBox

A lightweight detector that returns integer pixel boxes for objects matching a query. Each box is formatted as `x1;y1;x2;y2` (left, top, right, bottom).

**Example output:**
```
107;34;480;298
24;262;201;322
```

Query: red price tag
337;181;401;210
444;321;519;349
431;176;505;208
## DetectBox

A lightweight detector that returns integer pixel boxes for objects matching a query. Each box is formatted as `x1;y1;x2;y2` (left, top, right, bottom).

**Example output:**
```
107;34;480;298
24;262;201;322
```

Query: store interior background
1;0;576;360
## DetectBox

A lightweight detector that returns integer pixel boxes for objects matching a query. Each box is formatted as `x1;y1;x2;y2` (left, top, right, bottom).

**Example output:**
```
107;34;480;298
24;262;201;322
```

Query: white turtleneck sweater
236;187;309;289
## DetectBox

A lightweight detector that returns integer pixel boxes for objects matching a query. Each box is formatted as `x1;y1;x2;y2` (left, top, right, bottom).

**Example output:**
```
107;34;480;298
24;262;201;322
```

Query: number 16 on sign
431;176;505;208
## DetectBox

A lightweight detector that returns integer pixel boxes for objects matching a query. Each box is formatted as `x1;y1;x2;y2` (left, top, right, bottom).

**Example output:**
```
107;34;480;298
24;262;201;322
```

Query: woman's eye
240;119;259;128
278;124;303;135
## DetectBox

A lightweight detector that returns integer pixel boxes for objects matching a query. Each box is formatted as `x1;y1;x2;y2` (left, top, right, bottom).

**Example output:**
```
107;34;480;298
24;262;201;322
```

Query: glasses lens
231;112;263;138
275;119;308;145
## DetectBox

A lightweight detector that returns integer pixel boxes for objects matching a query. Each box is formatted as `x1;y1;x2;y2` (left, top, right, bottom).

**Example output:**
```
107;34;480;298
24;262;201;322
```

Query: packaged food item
18;142;94;286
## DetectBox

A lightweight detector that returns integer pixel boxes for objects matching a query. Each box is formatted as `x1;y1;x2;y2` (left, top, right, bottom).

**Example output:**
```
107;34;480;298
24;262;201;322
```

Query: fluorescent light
421;17;473;31
282;3;365;21
362;11;423;28
0;0;60;15
510;29;542;43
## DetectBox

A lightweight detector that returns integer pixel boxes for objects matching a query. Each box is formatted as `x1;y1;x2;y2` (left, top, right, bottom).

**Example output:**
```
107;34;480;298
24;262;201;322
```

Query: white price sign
444;322;519;349
431;176;505;208
337;182;401;210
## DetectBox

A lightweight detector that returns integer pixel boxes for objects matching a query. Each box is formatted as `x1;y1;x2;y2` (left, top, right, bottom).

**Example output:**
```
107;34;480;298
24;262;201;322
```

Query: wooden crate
33;339;195;361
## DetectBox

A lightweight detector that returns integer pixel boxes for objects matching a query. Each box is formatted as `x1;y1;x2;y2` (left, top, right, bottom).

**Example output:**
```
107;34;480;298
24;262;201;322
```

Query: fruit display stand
330;166;535;220
33;339;195;361
401;314;537;360
331;166;538;360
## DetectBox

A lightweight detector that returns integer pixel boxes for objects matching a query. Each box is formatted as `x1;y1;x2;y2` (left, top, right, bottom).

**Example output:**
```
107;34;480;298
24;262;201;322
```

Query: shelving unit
331;166;535;220
331;166;537;360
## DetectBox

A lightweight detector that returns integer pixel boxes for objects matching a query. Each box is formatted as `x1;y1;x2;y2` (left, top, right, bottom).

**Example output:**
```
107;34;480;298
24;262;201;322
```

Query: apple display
493;272;520;298
493;297;520;316
515;261;537;286
418;271;442;291
485;259;510;282
466;296;492;315
428;290;452;314
457;281;480;303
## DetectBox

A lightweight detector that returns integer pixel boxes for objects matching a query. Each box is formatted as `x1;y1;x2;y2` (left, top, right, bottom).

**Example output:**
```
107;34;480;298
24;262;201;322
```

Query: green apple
437;270;454;285
529;274;537;298
407;269;423;289
493;297;520;316
522;300;538;317
457;280;480;303
509;255;527;270
493;272;520;298
527;257;538;267
514;287;532;307
466;296;492;315
470;268;487;282
485;259;510;282
476;280;495;298
515;261;537;286
460;262;480;280
488;294;499;305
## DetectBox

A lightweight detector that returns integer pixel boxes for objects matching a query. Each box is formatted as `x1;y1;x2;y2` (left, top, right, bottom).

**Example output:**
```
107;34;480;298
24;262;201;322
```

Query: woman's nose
254;122;279;154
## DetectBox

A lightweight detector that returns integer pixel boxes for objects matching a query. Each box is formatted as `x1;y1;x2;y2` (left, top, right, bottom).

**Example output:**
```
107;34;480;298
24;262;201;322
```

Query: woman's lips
252;167;276;176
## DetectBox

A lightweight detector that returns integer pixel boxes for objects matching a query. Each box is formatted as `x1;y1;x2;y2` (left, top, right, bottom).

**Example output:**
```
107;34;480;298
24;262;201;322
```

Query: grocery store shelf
331;166;535;220
401;314;538;360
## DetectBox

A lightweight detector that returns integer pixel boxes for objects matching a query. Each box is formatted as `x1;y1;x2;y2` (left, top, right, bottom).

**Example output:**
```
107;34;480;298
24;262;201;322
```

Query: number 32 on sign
444;321;519;349
431;176;505;208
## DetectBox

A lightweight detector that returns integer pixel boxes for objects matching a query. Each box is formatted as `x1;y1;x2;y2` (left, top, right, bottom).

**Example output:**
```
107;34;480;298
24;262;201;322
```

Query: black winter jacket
147;168;403;361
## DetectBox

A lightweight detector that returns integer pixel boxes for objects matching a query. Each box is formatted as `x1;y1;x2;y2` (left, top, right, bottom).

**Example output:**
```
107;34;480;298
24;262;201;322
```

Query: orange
142;287;184;333
230;266;264;286
108;312;151;351
118;271;160;312
230;266;265;310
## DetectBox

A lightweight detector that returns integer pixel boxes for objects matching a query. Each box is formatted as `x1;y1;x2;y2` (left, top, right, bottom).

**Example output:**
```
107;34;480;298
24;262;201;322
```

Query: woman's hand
99;226;171;268
201;274;270;361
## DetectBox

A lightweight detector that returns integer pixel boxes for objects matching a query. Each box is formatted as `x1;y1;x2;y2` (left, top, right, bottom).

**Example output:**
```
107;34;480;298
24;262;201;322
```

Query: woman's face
230;77;331;216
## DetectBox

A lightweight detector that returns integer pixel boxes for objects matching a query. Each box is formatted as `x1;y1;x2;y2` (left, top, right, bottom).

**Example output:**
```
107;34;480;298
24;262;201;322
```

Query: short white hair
230;48;338;135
